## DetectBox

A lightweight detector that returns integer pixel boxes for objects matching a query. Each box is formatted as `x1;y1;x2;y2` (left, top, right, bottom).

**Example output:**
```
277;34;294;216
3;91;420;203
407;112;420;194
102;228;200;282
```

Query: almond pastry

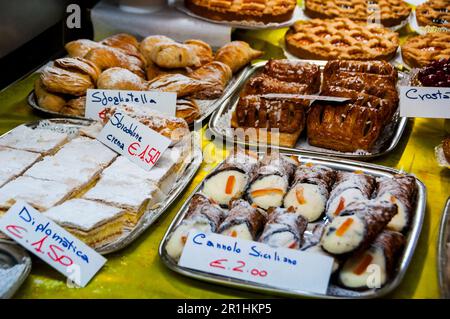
401;32;450;68
304;0;411;27
285;18;399;61
184;0;297;23
416;0;450;29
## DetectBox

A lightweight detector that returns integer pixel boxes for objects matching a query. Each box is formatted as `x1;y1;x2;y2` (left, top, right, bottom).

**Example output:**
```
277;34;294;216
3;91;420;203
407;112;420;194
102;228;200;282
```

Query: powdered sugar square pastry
0;147;41;187
0;126;68;154
78;121;104;139
43;198;126;248
0;176;73;213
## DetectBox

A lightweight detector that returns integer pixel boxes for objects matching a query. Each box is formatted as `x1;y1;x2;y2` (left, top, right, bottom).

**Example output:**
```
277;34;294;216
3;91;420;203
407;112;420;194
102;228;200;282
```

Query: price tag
0;201;106;287
85;89;177;120
400;86;450;118
97;111;171;171
179;231;333;294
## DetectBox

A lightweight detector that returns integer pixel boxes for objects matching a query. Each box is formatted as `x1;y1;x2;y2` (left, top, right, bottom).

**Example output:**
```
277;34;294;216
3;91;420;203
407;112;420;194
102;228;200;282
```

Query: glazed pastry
147;73;213;98
185;39;214;66
40;65;94;96
176;99;201;124
375;175;417;232
401;32;450;68
34;78;66;112
284;164;336;222
97;67;148;91
60;96;86;116
218;199;267;240
202;149;259;206
188;61;232;99
338;230;405;289
326;171;375;220
215;41;264;73
246;153;297;210
285;18;399;61
165;193;226;260
416;0;450;29
259;206;308;249
304;0;411;27
416;58;450;87
321;199;397;255
184;0;297;23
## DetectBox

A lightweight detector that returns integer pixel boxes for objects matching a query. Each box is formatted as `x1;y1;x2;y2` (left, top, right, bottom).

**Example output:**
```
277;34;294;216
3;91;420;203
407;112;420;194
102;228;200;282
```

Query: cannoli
375;175;417;233
321;200;397;255
284;164;336;222
325;171;375;220
218;199;267;240
165;193;225;260
246;153;297;210
338;230;405;289
202;149;259;207
259;207;307;249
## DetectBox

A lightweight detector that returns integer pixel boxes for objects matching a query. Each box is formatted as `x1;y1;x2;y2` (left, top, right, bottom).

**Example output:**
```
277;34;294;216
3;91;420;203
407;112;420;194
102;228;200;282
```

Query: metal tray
438;197;450;298
159;153;426;299
1;118;203;255
27;66;248;128
0;240;32;299
208;61;410;160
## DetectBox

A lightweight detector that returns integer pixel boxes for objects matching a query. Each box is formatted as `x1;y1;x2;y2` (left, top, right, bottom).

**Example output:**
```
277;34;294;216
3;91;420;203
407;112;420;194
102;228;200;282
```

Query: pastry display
285;18;399;61
0;120;196;250
304;0;411;27
163;151;420;293
34;34;263;125
401;32;450;68
415;0;450;29
307;60;399;152
231;59;320;147
184;0;297;24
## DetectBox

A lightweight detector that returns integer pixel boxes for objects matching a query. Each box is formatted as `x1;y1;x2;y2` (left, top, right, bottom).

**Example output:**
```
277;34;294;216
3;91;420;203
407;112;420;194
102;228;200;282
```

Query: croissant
40;65;94;96
100;33;143;60
188;61;232;99
34;78;66;112
54;57;101;82
65;39;103;58
147;73;213;97
60;96;86;116
139;35;174;63
215;41;263;73
97;67;148;91
176;98;201;124
185;39;213;66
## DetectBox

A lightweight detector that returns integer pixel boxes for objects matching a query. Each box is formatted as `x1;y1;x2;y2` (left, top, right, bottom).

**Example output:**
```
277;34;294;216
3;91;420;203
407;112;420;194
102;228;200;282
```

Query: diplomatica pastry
0;148;40;187
218;199;267;240
338;230;405;289
259;207;308;249
245;153;297;210
165;193;226;260
321;199;398;255
44;199;126;248
202;149;259;206
284;164;336;222
375;175;417;233
326;171;375;220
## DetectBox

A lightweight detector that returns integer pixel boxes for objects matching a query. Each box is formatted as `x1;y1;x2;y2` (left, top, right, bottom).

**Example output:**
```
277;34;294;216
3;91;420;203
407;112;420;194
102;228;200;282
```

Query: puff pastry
60;96;86;116
215;41;263;73
176;98;201;124
65;39;103;58
188;61;232;99
100;33;143;60
40;65;94;96
34;78;66;112
97;67;148;91
147;73;213;98
54;57;101;82
145;61;187;80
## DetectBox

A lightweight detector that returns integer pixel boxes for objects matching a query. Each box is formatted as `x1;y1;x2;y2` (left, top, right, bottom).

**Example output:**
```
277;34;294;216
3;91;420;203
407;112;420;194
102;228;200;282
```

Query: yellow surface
0;21;449;299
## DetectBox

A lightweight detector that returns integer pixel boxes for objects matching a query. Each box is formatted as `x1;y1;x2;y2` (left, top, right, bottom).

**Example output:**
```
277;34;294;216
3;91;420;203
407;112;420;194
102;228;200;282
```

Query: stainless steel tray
208;60;410;160
1;118;203;255
27;66;248;128
0;240;32;299
159;153;426;299
438;197;450;298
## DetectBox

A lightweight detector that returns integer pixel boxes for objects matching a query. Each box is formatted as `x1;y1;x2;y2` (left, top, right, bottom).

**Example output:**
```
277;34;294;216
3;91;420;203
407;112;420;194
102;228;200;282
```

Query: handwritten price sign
178;231;333;294
97;111;171;171
0;201;106;287
85;89;177;121
400;86;450;118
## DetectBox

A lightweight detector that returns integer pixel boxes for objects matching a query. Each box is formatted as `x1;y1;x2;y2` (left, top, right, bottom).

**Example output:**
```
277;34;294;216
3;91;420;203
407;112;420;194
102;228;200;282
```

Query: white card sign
85;89;177;120
97;111;171;171
400;86;450;118
0;201;106;287
179;231;333;294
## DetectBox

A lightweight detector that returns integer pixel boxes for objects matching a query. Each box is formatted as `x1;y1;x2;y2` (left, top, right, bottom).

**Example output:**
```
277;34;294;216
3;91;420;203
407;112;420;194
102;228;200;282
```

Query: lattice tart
304;0;411;27
184;0;297;23
285;18;399;61
401;32;450;68
416;0;450;29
